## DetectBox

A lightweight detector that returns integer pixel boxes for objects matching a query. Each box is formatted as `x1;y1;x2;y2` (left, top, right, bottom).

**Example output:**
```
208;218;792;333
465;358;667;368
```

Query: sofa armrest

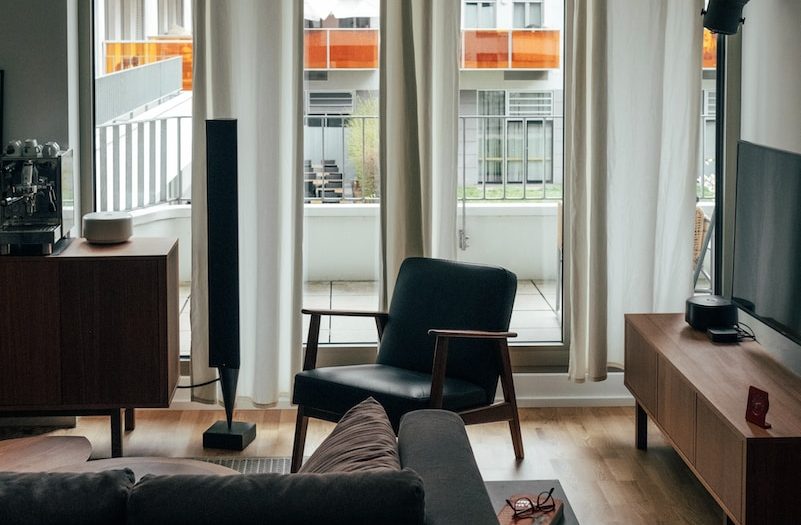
398;410;498;525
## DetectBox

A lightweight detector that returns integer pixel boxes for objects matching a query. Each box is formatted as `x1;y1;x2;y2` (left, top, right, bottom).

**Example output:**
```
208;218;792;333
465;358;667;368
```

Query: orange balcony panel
511;30;560;69
463;30;510;69
329;30;378;69
104;40;194;91
305;30;328;69
703;29;717;69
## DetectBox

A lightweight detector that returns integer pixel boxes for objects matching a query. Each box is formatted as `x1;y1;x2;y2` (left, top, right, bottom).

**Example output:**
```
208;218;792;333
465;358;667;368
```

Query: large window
93;0;193;355
458;0;565;345
302;2;381;345
466;90;557;194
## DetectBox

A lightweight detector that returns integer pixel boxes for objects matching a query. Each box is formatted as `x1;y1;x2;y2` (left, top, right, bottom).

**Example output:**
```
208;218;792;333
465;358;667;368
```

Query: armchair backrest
376;258;517;403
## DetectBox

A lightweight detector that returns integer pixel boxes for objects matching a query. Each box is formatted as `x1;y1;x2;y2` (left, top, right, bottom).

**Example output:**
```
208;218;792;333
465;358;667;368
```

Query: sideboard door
0;260;62;406
59;258;166;406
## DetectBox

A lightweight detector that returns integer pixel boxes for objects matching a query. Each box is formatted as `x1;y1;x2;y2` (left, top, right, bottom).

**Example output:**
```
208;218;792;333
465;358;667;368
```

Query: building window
338;17;372;28
473;90;554;186
513;1;543;29
509;91;552;116
305;91;354;127
478;91;505;183
464;1;496;29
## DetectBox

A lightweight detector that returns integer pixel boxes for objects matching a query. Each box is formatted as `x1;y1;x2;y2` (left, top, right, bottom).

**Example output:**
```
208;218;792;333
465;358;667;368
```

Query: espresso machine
0;142;74;255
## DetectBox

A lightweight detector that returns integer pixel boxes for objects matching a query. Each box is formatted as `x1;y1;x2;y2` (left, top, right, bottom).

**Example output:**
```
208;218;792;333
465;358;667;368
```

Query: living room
1;1;800;524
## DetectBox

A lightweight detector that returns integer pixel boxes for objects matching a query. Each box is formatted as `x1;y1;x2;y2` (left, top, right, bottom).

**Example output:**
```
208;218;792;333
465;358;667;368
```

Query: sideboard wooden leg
636;402;648;450
125;408;136;431
110;409;124;457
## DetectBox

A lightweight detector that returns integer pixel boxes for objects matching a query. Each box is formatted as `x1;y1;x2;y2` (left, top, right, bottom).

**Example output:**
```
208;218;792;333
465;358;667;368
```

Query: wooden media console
625;313;801;525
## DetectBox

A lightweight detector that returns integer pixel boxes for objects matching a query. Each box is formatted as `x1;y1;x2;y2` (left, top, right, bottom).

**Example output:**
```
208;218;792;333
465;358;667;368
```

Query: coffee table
51;457;240;481
485;480;579;524
0;436;92;472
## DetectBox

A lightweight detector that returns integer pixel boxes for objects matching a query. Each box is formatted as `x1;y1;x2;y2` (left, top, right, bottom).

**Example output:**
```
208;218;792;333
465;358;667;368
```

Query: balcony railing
301;28;561;71
304;28;379;69
95;57;183;125
459;115;563;200
95;115;191;212
462;29;560;70
104;39;194;90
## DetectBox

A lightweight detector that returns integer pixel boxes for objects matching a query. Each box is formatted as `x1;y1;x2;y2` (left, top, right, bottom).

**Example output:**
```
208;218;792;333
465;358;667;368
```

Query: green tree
346;95;379;201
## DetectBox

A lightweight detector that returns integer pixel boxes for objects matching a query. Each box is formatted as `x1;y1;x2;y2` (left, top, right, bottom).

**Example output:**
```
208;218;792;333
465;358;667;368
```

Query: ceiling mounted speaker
703;0;751;35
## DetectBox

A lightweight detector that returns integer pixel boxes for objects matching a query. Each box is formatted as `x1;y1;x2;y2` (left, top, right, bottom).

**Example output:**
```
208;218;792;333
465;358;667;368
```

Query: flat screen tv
731;140;801;345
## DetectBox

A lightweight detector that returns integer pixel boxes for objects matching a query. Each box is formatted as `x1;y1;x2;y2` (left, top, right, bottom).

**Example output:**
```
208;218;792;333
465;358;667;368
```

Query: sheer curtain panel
379;0;460;307
191;0;304;404
565;0;702;381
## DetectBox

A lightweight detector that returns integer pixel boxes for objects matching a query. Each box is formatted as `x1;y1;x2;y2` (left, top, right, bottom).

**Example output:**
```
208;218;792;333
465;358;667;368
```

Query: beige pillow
298;397;400;473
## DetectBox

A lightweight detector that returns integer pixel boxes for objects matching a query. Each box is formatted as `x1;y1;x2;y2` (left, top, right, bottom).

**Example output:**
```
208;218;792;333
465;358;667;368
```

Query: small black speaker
703;0;750;35
686;295;738;330
203;118;255;450
206;119;240;369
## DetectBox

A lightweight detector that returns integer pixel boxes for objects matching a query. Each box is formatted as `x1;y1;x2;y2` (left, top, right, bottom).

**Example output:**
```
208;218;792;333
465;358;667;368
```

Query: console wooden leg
636;402;648;451
725;515;736;525
110;409;124;458
125;408;136;431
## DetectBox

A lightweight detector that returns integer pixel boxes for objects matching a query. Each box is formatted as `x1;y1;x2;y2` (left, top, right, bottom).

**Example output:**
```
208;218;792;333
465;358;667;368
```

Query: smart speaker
685;295;738;331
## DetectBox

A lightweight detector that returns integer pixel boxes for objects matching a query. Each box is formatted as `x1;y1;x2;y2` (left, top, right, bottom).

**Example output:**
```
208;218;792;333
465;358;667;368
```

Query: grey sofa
0;410;498;525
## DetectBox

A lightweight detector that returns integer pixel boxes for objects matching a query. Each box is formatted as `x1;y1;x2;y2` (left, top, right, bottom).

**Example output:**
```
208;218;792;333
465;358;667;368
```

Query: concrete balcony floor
179;279;562;356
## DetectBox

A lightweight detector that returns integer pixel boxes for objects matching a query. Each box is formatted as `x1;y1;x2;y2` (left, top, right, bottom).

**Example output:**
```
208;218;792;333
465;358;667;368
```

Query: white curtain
566;0;702;381
379;0;460;307
190;0;304;404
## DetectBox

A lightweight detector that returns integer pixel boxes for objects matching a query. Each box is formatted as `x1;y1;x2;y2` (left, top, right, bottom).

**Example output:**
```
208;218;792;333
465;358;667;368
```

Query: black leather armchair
291;257;523;472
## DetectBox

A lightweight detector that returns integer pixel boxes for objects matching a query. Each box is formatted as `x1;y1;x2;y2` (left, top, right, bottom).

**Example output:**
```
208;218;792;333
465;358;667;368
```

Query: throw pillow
298;396;400;473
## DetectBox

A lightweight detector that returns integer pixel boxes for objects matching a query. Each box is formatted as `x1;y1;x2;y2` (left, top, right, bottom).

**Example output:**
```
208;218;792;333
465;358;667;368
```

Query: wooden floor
51;407;723;525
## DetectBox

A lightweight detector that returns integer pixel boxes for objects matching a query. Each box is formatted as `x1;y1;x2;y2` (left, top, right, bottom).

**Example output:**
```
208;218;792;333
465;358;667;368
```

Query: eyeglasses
505;487;556;518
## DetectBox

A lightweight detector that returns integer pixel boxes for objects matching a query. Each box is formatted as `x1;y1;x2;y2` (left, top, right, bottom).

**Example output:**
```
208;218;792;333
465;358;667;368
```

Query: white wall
0;1;77;146
457;203;558;279
736;0;801;375
303;203;558;281
740;0;801;156
303;204;381;281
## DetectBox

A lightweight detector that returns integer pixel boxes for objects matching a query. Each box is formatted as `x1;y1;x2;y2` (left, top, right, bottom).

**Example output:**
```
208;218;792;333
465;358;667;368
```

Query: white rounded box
82;212;134;244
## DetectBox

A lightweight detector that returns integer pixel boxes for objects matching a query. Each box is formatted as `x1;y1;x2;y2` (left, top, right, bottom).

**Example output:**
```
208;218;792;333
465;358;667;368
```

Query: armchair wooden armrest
428;329;517;339
302;308;388;319
301;309;390;370
429;328;516;409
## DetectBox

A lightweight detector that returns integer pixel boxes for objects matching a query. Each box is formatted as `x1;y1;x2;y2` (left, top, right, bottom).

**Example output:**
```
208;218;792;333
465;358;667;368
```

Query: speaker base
202;420;256;451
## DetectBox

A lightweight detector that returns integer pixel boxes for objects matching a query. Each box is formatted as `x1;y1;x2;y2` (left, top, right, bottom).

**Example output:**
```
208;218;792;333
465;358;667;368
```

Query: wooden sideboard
625;313;801;525
0;238;179;456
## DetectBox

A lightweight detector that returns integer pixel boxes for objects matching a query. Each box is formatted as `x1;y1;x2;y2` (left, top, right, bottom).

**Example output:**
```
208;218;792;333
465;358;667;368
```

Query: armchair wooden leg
291;407;309;473
508;411;524;460
498;339;524;459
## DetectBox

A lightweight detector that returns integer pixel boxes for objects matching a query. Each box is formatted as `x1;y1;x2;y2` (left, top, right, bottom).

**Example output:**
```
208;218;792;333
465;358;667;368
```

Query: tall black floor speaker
202;118;256;450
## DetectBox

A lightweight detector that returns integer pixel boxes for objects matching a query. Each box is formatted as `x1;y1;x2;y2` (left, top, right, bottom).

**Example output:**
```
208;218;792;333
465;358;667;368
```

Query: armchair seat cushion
293;364;487;429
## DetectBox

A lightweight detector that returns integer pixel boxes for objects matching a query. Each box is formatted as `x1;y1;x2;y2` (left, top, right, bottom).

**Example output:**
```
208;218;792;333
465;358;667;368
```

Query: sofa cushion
299;396;400;473
0;469;135;525
127;469;425;525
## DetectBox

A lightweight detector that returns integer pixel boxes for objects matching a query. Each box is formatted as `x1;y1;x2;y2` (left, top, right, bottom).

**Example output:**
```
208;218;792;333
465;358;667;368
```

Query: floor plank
49;406;722;525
